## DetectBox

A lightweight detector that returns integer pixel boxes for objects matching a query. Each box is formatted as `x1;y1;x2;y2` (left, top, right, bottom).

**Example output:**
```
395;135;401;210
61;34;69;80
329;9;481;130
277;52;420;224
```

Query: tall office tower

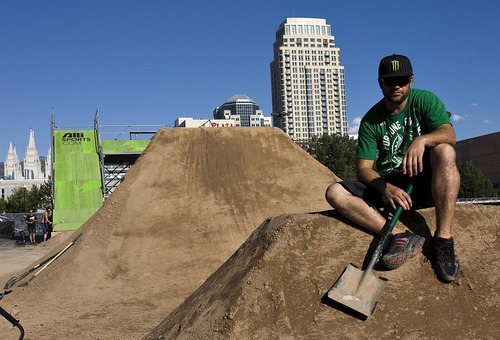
270;18;348;143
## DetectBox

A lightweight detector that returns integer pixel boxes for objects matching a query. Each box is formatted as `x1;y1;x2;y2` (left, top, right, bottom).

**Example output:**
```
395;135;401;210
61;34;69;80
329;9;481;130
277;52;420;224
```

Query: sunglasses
382;76;411;87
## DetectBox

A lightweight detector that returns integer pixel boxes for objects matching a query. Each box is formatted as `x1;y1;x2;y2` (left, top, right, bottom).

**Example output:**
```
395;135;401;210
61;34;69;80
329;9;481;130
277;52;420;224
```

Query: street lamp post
23;185;26;212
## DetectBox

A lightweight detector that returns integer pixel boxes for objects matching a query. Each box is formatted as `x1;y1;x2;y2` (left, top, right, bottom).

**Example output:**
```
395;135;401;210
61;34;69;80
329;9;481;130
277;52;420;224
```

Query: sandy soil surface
146;207;500;340
0;127;499;340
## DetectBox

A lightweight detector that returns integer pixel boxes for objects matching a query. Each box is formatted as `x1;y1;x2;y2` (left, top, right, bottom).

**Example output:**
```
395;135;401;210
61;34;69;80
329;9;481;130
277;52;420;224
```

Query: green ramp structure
51;110;163;230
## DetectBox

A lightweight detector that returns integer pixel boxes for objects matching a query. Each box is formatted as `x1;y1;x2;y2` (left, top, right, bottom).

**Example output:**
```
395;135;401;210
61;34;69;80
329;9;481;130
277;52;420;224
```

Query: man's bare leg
325;181;425;270
426;143;461;282
325;182;387;234
430;144;460;239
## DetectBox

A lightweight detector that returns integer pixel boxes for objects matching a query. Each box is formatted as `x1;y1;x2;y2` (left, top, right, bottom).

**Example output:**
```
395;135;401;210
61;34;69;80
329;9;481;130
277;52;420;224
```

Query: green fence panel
101;140;150;154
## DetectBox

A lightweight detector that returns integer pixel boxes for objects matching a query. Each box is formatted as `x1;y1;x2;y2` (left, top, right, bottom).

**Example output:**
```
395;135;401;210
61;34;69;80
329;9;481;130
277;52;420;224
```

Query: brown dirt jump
1;127;499;339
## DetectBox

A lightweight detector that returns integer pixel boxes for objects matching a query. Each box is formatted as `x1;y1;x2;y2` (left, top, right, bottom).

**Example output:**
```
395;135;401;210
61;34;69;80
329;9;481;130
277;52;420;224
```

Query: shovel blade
327;263;388;317
3;277;17;290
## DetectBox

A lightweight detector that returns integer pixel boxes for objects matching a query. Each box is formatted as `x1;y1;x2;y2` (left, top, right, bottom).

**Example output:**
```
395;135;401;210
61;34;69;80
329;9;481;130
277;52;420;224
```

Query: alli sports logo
62;132;91;145
391;60;400;72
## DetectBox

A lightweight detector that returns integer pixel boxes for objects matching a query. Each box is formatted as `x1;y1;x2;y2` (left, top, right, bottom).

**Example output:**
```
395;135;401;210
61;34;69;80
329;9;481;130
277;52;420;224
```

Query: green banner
52;130;103;230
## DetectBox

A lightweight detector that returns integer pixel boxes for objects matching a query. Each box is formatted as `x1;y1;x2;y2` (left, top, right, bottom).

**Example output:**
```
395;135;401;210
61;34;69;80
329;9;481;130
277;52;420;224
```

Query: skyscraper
270;18;348;142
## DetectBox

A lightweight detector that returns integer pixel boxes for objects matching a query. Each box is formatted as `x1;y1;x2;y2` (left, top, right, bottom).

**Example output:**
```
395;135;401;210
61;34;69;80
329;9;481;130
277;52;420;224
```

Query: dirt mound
145;206;500;340
2;127;499;339
0;128;339;339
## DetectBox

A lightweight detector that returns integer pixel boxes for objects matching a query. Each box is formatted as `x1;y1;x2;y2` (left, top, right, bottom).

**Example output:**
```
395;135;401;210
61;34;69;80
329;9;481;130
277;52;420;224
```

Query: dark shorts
27;225;36;232
339;153;434;210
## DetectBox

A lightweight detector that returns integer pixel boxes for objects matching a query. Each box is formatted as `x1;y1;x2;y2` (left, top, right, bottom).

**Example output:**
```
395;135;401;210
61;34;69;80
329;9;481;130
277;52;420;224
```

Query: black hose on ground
0;305;24;340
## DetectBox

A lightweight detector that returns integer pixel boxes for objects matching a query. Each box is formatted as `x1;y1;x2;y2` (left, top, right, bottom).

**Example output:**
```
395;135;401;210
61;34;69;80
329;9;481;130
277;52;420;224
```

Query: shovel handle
367;182;414;270
34;233;82;278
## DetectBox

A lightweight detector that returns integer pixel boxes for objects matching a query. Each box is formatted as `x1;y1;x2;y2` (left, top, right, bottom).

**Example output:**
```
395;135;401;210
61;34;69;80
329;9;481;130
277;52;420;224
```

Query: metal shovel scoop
327;183;413;317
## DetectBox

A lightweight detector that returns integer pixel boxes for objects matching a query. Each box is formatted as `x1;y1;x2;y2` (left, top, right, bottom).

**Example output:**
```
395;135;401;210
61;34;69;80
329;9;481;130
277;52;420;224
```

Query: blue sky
1;0;498;158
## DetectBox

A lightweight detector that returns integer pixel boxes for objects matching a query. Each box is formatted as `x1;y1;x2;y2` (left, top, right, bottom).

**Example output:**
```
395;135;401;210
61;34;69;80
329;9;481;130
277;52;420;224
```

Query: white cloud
471;103;479;107
348;117;362;135
451;114;464;122
483;119;491;124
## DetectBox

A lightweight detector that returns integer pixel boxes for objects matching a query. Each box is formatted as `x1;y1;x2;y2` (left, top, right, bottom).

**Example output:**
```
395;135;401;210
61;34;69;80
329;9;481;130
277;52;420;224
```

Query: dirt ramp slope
145;205;500;340
0;127;339;339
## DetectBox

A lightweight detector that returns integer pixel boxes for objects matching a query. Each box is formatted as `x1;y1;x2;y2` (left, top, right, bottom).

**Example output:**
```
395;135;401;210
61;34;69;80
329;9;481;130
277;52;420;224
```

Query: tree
4;181;53;213
459;161;498;198
38;181;53;208
0;198;6;214
5;187;29;212
312;134;357;181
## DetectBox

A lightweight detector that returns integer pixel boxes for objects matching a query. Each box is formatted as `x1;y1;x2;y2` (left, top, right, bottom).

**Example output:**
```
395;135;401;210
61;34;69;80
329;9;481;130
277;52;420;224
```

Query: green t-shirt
357;88;451;176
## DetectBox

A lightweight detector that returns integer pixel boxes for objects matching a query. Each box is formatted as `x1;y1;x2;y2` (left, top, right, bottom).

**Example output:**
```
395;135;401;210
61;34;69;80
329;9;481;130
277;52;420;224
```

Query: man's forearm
357;167;387;194
419;124;456;148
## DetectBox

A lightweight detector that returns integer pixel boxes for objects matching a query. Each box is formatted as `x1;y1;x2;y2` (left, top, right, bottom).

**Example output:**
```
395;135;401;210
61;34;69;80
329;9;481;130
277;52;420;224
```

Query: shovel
327;182;413;317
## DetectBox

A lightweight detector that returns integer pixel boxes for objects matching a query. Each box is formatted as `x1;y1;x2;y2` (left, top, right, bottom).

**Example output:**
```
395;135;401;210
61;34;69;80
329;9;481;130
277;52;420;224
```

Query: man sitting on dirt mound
325;54;460;282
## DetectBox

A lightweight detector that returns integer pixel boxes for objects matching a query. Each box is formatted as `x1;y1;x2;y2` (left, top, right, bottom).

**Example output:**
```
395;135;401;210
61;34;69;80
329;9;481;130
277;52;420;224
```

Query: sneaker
381;231;425;269
432;236;460;282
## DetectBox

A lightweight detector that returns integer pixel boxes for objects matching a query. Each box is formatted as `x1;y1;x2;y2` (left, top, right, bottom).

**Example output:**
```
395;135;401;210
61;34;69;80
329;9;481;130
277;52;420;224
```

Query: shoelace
438;240;455;262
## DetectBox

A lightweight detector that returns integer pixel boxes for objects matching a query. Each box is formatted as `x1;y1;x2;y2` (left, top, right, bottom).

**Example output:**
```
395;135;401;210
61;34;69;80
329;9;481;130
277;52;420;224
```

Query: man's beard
385;93;408;104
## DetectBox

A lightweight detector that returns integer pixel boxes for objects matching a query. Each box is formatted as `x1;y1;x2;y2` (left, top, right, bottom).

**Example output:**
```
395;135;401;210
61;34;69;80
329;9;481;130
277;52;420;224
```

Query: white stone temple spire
4;140;22;180
23;128;43;180
45;146;52;179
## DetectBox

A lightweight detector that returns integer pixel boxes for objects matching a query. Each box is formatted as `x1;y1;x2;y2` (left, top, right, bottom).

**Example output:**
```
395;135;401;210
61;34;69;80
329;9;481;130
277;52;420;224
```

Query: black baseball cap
378;54;413;78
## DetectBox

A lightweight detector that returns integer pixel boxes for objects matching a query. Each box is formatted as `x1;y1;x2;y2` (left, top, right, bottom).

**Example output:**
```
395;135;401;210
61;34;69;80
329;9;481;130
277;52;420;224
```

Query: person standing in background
42;207;54;240
25;209;38;244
